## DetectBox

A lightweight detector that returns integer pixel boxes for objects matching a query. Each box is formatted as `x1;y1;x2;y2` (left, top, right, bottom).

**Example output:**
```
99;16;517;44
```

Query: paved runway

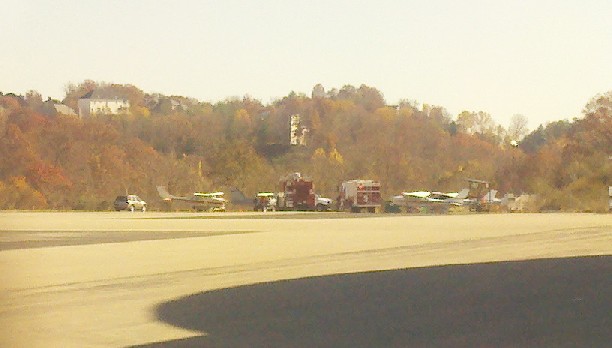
0;212;610;347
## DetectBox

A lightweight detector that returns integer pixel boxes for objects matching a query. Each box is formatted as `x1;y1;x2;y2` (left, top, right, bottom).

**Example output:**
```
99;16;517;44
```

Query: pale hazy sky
2;0;611;127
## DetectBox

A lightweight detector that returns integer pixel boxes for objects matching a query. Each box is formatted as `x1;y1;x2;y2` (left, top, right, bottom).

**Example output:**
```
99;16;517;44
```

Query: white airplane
391;191;427;206
395;188;470;205
157;186;226;212
435;188;470;205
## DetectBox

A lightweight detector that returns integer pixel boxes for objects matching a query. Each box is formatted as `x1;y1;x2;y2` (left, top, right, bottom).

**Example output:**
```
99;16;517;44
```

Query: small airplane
432;188;470;205
156;186;226;212
395;188;470;206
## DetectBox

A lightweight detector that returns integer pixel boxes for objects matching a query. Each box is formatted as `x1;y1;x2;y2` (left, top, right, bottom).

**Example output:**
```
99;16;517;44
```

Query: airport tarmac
0;212;610;347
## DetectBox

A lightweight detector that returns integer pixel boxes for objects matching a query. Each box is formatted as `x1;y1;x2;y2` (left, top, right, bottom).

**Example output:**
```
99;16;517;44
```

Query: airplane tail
482;189;498;202
156;186;175;200
455;188;469;200
229;187;250;204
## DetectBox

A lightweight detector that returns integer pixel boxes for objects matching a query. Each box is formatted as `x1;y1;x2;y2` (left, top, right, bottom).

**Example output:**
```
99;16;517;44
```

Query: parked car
114;195;147;212
315;195;333;211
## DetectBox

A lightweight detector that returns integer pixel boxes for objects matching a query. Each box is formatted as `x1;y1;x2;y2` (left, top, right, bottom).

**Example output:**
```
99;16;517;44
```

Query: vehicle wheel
142;205;146;212
129;205;135;212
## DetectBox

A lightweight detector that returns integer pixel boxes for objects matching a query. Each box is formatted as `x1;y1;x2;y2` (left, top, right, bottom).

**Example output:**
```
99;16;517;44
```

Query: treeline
0;82;610;211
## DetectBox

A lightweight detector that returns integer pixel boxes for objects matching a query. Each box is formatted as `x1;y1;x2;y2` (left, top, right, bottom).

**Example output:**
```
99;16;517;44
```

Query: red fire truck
338;179;382;213
276;173;316;211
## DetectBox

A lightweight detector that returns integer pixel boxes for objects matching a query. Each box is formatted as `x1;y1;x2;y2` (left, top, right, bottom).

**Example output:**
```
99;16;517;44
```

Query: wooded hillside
1;82;610;211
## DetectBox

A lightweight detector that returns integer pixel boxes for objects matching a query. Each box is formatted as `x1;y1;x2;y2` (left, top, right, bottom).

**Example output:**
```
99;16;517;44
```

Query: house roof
54;104;76;116
82;87;128;100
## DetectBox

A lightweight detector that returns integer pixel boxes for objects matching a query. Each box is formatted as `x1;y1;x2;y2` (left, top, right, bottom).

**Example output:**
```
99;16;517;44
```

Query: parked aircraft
391;188;470;213
395;188;470;206
156;186;226;212
428;189;470;205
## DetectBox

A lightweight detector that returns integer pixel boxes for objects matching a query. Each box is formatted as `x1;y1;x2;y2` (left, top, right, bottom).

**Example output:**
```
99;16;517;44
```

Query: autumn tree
507;114;529;141
25;90;44;112
521;91;611;211
63;80;98;110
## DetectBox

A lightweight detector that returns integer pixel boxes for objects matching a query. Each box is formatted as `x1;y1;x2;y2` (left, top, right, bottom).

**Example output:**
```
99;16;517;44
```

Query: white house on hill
78;89;130;118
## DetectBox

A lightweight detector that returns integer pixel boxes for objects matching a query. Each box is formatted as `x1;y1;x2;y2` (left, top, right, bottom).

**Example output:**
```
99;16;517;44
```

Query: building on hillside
290;114;308;146
78;89;130;118
144;94;190;114
54;103;77;116
312;84;325;98
42;99;77;117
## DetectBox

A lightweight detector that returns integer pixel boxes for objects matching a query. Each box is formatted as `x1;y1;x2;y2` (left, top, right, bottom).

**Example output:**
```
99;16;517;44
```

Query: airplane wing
195;192;225;197
192;192;226;205
402;191;431;199
429;192;455;201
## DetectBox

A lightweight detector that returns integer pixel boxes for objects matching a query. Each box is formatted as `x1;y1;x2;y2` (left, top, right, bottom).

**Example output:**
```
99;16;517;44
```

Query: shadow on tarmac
132;256;611;348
